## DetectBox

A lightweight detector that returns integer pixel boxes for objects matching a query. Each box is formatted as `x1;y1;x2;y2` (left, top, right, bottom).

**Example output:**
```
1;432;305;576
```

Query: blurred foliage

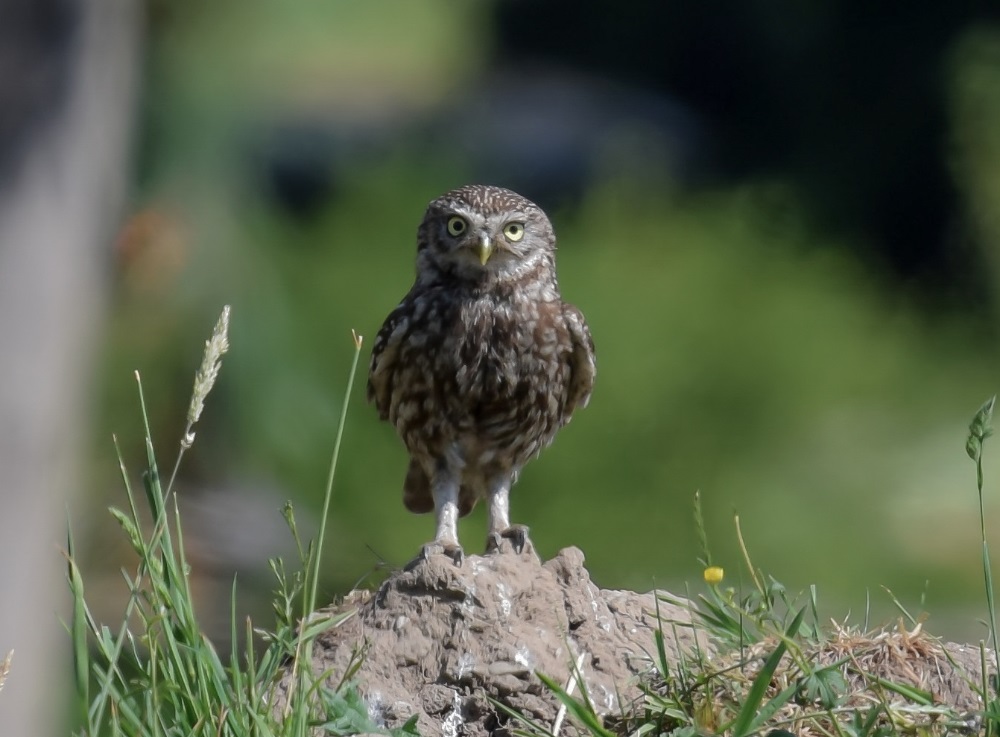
87;3;1000;641
951;28;1000;309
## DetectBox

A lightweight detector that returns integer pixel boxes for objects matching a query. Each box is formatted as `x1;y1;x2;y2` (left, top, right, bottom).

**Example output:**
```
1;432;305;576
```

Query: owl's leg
484;473;532;555
419;464;464;566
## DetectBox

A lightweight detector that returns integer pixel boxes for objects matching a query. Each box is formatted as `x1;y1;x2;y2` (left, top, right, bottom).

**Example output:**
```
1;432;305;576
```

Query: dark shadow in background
492;0;1000;303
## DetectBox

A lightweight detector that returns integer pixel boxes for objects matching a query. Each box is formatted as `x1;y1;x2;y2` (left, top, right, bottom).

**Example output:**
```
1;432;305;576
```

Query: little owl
367;184;596;564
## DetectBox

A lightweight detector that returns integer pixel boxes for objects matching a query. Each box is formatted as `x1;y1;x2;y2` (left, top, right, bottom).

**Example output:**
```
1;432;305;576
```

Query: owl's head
416;184;555;282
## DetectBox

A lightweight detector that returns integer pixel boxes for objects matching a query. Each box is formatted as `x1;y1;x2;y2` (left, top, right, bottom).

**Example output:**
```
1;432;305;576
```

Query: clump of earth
278;545;993;736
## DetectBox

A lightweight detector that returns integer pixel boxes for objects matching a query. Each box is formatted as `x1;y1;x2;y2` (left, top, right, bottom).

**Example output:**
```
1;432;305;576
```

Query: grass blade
66;522;89;717
536;671;616;737
306;330;363;615
728;606;805;737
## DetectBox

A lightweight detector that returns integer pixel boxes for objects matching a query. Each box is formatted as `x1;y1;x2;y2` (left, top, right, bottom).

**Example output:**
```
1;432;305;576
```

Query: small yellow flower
703;566;724;584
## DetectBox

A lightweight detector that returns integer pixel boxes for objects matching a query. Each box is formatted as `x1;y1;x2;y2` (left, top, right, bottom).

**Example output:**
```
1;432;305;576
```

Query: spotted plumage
367;184;595;563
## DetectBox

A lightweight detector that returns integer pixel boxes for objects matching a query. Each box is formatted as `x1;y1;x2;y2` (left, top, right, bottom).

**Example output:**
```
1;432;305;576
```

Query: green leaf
728;607;805;737
872;675;933;705
391;714;421;737
299;609;355;642
667;728;700;737
66;524;89;712
536;671;616;737
317;683;387;735
799;663;848;708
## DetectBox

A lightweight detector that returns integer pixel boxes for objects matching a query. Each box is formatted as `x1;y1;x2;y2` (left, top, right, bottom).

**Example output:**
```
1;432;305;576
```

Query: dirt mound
298;546;707;736
282;545;997;735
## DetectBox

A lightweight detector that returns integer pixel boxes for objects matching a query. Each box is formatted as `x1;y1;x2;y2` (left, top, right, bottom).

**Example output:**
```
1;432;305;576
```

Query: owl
367;184;595;565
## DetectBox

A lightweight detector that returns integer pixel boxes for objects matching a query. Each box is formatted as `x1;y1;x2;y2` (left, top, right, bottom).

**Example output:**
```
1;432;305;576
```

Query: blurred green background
86;1;1000;641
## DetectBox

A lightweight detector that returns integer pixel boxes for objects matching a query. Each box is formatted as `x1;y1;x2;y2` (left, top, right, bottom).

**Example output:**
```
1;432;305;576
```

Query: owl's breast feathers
367;284;595;452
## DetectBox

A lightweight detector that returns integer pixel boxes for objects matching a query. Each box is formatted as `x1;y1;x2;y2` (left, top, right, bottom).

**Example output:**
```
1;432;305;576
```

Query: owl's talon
419;541;464;567
485;531;503;554
486;524;532;555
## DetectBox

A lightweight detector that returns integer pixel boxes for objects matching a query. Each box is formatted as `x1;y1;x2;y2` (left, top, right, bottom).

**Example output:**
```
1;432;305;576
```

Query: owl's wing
367;300;411;420
562;301;596;414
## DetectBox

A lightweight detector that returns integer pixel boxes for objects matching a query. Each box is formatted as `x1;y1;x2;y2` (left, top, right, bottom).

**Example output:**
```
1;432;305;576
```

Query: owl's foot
486;524;532;555
415;540;465;568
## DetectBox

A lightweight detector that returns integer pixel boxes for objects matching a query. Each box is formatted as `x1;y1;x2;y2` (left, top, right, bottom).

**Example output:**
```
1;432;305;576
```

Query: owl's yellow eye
446;216;467;237
503;222;524;242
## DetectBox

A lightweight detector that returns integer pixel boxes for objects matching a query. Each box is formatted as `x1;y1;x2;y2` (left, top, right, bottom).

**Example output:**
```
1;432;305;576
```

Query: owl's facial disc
437;207;537;275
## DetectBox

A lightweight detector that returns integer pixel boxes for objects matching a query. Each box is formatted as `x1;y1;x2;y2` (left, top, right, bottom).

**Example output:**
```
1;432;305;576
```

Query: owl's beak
477;233;493;265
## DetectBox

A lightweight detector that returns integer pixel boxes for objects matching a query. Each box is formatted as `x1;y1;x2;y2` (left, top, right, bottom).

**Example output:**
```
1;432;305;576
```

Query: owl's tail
402;459;433;514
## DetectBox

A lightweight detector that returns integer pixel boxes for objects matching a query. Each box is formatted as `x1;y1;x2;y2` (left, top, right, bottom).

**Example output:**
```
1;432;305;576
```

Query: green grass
66;307;420;737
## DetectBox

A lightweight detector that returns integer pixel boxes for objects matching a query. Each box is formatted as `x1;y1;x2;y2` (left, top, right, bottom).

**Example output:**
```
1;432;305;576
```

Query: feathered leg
417;463;464;566
484;472;531;555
